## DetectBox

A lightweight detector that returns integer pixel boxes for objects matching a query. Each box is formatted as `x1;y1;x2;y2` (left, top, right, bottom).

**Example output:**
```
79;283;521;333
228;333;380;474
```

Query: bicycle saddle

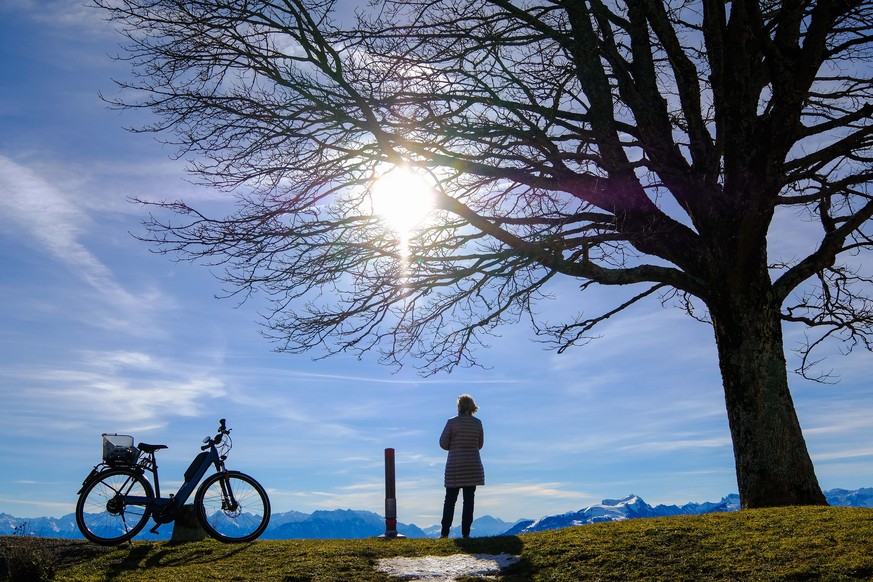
137;443;168;453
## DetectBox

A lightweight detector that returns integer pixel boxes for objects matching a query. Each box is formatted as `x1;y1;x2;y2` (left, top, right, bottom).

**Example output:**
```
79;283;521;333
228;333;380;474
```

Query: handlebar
201;418;231;450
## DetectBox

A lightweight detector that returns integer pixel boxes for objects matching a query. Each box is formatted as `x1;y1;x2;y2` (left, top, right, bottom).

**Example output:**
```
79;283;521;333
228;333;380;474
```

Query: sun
369;165;435;237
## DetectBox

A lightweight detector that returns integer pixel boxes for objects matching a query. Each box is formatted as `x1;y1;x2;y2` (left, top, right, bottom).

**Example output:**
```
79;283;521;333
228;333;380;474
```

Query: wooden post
380;448;404;539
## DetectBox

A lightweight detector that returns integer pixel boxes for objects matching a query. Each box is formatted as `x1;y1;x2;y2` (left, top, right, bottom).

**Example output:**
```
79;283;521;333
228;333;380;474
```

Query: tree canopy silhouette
94;0;873;508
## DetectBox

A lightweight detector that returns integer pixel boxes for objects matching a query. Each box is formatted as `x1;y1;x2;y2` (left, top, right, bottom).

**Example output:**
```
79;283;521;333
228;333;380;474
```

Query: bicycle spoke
195;472;270;542
76;469;153;545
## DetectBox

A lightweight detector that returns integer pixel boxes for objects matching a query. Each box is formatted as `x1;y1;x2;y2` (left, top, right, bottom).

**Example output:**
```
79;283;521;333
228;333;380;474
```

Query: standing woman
439;394;485;538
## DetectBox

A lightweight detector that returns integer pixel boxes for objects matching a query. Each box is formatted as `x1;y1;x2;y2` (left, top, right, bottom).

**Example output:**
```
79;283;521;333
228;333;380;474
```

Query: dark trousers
441;486;476;537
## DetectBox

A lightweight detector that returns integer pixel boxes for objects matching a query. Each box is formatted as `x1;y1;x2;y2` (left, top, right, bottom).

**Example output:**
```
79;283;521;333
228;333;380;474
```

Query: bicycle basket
102;433;139;466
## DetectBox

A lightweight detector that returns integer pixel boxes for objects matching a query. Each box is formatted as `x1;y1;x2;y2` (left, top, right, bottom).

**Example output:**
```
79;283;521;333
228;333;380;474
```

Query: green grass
4;506;873;581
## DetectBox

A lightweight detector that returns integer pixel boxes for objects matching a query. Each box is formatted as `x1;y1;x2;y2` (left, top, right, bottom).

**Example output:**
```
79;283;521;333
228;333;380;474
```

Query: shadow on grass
447;534;534;580
448;534;524;556
0;536;115;578
102;539;252;578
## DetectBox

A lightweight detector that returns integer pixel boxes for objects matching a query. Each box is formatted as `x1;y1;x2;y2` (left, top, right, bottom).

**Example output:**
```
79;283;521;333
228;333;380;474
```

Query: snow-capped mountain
0;513;80;538
503;493;740;534
502;488;873;535
824;488;873;508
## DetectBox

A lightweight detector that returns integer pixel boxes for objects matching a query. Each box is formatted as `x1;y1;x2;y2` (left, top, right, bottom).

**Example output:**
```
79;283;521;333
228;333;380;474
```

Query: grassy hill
3;506;873;581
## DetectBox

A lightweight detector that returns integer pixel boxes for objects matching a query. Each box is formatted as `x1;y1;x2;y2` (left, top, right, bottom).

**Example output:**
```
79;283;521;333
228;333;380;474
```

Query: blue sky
1;1;872;529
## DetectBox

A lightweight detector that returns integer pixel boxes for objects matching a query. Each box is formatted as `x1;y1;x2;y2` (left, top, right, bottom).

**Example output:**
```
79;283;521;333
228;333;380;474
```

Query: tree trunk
709;284;827;509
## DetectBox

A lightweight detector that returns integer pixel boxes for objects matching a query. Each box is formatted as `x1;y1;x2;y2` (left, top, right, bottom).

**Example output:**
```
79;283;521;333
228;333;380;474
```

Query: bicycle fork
218;474;240;513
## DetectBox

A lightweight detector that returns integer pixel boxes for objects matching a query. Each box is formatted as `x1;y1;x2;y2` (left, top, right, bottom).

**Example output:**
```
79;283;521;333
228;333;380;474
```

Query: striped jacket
439;413;485;488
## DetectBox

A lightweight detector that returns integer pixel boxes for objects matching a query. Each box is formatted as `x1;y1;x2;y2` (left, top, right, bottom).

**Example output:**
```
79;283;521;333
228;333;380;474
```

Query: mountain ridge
3;487;870;540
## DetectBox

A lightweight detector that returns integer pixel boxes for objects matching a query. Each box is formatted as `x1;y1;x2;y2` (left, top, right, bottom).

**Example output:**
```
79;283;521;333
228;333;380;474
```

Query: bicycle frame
145;445;229;525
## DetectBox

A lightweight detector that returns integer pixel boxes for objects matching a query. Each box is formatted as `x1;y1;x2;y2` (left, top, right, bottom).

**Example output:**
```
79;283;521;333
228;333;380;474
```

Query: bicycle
75;418;270;545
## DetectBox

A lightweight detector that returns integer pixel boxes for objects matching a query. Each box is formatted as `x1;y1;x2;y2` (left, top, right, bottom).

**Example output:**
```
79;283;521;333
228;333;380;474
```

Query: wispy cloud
303;482;386;513
1;0;118;39
485;482;593;500
814;448;873;462
0;155;175;334
0;349;225;431
617;436;732;454
802;406;873;436
0;157;133;302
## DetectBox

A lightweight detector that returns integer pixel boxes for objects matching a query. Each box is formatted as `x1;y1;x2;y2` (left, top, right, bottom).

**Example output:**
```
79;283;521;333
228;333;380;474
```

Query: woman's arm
439;421;452;451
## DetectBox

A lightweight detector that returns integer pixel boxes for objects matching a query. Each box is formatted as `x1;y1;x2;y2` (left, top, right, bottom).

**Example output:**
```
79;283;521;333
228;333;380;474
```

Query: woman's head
457;394;478;415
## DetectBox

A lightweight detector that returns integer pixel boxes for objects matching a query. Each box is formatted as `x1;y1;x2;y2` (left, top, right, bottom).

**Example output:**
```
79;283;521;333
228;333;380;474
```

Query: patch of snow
376;553;520;581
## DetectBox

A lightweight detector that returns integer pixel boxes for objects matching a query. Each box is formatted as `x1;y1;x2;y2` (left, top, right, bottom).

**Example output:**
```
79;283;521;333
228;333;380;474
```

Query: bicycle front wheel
195;470;270;542
75;468;154;545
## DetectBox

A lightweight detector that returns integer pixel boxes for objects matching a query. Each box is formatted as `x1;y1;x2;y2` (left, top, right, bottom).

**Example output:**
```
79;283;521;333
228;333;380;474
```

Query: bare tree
93;0;873;508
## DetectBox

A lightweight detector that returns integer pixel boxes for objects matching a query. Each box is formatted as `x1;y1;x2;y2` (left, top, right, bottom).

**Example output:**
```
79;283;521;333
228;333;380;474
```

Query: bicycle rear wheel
75;468;154;545
195;470;270;542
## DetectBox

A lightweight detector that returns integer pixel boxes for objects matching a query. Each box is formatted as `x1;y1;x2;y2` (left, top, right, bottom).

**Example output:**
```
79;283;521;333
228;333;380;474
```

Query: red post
381;448;404;538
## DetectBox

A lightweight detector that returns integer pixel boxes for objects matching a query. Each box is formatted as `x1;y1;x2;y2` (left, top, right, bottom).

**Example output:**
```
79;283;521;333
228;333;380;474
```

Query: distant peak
601;494;643;506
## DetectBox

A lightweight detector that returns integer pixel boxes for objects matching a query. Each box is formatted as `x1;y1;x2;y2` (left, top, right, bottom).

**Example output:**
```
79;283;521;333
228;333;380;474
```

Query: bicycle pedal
149;524;162;534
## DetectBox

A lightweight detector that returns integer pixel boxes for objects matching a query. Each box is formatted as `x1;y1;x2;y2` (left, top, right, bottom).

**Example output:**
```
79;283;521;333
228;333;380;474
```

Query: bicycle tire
75;468;154;545
194;470;270;542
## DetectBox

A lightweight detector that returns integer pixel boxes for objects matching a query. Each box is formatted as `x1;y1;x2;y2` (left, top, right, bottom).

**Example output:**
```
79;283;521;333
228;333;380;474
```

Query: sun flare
369;165;435;237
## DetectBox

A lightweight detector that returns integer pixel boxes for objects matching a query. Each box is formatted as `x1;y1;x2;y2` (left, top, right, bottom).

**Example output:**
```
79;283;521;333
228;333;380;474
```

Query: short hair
457;394;478;414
